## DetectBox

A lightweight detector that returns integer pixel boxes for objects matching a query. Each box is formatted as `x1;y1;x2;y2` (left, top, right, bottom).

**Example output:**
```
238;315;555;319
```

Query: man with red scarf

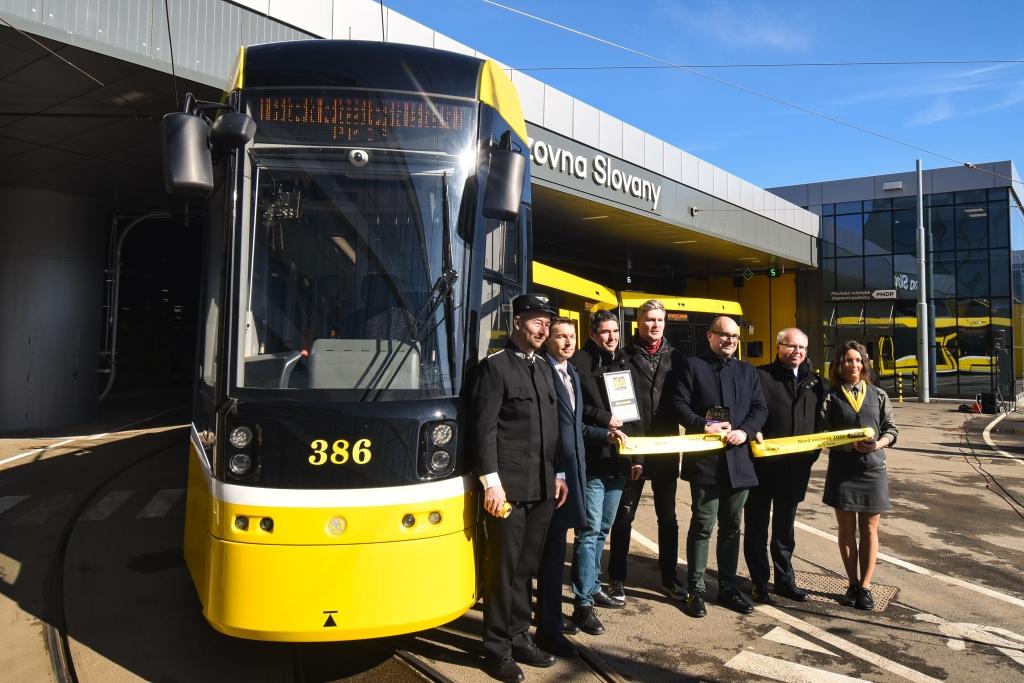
607;299;687;604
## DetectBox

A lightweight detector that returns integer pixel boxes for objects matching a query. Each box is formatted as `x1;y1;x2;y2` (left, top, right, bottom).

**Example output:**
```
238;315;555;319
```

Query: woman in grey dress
819;341;898;611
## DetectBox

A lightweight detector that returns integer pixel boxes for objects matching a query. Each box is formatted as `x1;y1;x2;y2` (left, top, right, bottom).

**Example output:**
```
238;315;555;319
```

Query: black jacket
670;351;768;489
754;359;826;502
547;359;607;529
622;336;680;479
568;339;632;479
467;344;559;502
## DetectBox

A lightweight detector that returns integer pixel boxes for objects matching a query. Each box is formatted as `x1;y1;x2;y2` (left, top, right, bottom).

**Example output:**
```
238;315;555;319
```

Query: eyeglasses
711;330;740;341
779;343;807;351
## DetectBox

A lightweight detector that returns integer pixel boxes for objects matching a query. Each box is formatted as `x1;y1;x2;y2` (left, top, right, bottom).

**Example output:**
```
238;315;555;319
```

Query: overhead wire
518;59;1024;71
482;1;1024;191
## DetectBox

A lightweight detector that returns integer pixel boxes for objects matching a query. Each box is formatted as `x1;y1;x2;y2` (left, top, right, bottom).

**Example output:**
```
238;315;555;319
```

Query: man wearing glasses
669;316;768;618
744;328;825;605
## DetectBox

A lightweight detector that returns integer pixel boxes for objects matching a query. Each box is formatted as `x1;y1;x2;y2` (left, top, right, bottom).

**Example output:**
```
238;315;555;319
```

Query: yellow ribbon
619;434;727;455
750;427;875;458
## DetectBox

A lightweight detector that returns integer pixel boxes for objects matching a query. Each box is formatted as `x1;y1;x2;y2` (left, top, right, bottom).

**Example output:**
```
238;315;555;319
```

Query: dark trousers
535;517;571;636
608;476;680;583
686;482;748;593
483;498;554;660
743;483;800;587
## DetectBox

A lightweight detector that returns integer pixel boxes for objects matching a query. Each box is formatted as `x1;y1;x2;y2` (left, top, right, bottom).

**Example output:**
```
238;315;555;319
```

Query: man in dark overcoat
745;327;825;603
608;300;687;603
535;317;623;658
670;315;768;618
467;293;560;683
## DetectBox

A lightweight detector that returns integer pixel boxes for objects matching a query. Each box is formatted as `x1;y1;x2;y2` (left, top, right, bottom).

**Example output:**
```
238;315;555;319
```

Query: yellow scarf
840;381;867;413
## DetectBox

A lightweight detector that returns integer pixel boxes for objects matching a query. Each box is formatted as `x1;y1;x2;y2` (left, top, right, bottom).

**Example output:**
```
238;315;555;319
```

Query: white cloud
661;1;810;53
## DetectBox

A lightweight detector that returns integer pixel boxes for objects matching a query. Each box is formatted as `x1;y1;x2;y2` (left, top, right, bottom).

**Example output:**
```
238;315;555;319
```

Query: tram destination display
250;90;475;148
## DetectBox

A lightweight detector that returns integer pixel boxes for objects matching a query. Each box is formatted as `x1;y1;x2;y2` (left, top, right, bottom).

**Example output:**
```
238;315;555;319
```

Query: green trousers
686;482;749;593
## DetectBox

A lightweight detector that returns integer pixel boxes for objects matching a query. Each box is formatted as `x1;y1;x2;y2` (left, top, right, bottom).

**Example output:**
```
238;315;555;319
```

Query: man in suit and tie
467;293;560;682
535;317;625;658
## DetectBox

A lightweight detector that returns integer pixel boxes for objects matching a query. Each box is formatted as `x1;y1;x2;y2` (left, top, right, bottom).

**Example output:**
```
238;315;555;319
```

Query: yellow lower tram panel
184;449;481;641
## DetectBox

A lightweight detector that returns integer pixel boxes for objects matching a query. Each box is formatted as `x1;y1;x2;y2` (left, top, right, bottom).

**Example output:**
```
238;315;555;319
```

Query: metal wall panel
433;31;474;56
333;0;385;41
269;0;330;36
662;144;682;183
643;134;662;176
510;71;544;128
385;8;433;48
542;86;572;138
621;122;643;166
572;99;599;148
598;112;621;159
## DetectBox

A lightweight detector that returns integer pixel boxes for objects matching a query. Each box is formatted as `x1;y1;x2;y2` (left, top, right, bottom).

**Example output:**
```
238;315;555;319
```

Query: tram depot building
0;0;1021;431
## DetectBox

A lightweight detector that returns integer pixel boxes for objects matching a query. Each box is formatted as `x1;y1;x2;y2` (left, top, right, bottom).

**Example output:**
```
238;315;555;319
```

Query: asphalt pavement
1;399;1021;682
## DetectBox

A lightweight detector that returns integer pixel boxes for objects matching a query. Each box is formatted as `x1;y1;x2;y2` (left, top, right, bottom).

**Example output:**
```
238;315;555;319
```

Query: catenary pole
916;159;930;402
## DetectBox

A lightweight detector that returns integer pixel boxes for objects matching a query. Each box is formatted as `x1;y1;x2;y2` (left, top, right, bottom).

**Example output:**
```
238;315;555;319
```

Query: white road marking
84;491;134;521
792;521;1024;609
0;495;30;515
915;613;1024;667
14;494;74;525
630;528;941;683
137;489;184;518
0;404;187;468
759;605;942;682
980;412;1023;464
0;438;76;467
762;626;838;656
725;650;865;682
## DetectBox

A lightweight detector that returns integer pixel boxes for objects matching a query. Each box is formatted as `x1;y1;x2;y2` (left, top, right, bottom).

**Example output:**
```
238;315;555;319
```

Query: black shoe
571;606;605;635
717;587;755;615
592;589;625;609
855;587;875;611
485;656;525;682
750;584;774;604
535;630;579;658
606;579;626;601
839;584;858;607
511;640;556;668
560;615;579;635
660;578;688;601
775;582;810;602
684;591;707;618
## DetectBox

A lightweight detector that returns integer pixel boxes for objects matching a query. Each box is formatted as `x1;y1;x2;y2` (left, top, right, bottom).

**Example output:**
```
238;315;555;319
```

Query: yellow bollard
897;371;904;404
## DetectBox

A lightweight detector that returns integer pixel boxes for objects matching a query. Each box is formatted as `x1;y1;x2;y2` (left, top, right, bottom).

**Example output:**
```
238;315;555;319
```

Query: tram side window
483;217;518;279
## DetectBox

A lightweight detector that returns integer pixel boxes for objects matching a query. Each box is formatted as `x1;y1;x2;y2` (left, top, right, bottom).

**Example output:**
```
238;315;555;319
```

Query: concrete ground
1;399;1021;682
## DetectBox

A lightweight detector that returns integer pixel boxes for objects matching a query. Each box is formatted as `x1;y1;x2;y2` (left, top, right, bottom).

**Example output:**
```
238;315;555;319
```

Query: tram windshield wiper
360;172;458;400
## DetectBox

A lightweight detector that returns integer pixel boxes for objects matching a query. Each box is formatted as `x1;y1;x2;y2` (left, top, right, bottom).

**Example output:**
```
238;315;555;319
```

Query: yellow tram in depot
532;261;744;357
161;40;534;641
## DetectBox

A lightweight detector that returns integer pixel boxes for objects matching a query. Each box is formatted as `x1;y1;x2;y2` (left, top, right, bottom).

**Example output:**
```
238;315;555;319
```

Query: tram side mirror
161;112;213;196
482;148;526;221
210;111;257;149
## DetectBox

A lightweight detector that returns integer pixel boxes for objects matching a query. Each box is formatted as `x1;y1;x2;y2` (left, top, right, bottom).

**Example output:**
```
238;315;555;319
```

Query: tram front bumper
202;529;478;641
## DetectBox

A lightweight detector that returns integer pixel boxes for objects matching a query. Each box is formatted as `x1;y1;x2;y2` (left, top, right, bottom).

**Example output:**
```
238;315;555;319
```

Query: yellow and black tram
163;40;532;641
532;261;744;358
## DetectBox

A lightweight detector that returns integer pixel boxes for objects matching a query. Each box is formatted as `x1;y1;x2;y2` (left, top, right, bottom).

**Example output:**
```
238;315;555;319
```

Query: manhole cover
790;571;898;612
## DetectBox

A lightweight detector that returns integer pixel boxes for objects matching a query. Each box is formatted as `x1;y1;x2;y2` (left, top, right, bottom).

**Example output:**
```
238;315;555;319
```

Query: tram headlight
229;452;254;476
430;423;454;446
228;426;254;449
430;450;452;472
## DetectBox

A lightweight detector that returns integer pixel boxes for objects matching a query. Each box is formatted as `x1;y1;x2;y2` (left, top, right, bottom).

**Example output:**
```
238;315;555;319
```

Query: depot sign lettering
529;138;663;211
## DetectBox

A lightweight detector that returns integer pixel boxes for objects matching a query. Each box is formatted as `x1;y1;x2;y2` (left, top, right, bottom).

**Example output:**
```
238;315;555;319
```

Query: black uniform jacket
569;340;632;479
467;344;559;502
670;351;768;489
621;336;680;479
754;359;827;502
547;359;607;529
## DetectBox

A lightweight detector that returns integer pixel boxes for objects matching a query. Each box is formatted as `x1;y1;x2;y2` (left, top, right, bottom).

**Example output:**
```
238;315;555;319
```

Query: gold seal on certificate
603;370;640;423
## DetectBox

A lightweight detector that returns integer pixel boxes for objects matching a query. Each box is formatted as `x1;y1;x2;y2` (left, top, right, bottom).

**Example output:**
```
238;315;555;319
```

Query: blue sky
387;0;1024;190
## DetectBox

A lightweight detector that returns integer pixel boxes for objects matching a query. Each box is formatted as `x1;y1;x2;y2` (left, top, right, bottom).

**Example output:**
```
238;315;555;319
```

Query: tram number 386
308;439;373;466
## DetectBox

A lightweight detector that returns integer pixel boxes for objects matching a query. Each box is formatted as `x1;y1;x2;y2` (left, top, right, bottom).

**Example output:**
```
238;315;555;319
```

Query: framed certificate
603;370;640;423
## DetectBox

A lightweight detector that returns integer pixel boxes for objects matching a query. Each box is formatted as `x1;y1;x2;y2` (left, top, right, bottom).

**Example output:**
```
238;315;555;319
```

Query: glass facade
817;188;1024;398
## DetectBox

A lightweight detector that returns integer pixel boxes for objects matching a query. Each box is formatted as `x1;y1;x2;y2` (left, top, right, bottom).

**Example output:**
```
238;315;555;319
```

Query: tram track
44;430;186;683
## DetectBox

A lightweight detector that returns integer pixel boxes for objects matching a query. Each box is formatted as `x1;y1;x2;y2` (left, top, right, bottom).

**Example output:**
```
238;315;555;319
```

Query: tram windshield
236;147;473;399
